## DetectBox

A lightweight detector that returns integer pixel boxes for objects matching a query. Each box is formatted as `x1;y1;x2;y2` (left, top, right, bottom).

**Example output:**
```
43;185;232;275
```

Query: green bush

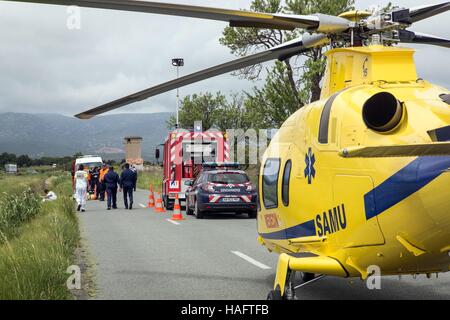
0;191;78;299
0;189;41;242
137;167;163;190
0;175;80;300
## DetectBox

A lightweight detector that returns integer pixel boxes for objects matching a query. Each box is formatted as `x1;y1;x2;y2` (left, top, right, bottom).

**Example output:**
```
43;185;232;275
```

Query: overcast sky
0;0;449;117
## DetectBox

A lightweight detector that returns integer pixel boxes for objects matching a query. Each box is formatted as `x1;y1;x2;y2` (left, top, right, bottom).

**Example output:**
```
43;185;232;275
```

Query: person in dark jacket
104;166;120;210
90;167;100;199
120;163;137;210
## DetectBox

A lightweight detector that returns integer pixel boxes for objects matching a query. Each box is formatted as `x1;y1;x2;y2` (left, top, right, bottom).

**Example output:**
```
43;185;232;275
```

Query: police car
185;163;258;219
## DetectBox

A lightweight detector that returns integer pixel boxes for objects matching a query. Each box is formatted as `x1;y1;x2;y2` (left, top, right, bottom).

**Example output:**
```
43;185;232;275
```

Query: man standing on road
98;163;109;201
104;166;120;210
74;164;88;212
120;163;137;210
90;166;100;199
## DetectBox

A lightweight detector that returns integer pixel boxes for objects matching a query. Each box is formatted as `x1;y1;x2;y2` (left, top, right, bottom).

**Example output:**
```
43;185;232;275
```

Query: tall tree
243;61;309;129
0;152;17;166
17;155;33;168
167;92;227;130
214;95;253;132
168;92;255;131
220;0;354;127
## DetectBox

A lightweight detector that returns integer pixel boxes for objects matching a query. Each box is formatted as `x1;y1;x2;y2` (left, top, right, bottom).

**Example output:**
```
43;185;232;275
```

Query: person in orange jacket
98;163;109;201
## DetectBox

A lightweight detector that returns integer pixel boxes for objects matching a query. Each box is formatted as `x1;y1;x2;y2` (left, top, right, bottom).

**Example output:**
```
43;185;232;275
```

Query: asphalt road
78;189;450;300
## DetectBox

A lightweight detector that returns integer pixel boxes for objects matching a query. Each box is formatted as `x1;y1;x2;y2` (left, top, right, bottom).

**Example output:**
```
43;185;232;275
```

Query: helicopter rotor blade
2;0;350;32
74;34;328;119
408;2;450;23
399;30;450;48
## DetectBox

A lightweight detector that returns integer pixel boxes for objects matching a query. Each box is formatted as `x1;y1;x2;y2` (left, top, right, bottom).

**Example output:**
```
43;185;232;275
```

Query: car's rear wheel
194;200;204;219
248;210;257;219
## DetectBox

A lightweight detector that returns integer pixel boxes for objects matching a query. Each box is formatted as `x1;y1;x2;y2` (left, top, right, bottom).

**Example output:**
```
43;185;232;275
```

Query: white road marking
166;219;180;225
231;251;271;270
139;204;146;208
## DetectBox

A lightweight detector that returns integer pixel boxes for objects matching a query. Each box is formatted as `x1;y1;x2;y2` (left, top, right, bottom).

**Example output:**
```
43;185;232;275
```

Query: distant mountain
0;112;172;161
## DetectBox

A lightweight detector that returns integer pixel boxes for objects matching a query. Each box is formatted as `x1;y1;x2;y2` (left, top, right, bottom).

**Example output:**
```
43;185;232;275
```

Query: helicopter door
333;175;385;247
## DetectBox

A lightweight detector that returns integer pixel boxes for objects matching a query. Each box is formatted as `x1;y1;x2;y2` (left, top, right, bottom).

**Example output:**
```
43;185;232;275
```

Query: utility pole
171;58;184;128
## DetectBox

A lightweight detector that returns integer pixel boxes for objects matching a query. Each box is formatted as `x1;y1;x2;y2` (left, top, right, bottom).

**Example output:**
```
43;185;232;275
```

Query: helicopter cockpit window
262;158;281;209
282;160;292;207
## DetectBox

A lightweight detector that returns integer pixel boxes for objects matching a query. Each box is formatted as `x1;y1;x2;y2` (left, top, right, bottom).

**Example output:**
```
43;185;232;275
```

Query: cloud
0;0;448;117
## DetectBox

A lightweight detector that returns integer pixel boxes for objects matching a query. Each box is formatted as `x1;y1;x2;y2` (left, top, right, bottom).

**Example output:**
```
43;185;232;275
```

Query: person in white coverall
42;188;57;202
75;164;88;212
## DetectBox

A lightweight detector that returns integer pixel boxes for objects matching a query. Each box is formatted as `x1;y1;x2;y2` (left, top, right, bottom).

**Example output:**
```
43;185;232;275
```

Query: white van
72;156;103;199
75;155;103;170
5;164;18;174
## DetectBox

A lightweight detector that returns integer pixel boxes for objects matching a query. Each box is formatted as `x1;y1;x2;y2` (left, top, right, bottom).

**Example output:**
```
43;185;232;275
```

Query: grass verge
0;174;80;300
137;166;163;191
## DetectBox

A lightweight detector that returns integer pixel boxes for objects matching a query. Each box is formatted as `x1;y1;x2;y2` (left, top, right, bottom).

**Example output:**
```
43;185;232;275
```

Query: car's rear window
208;172;249;184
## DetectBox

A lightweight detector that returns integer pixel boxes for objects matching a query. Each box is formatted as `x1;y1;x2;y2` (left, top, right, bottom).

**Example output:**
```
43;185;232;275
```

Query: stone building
124;136;144;170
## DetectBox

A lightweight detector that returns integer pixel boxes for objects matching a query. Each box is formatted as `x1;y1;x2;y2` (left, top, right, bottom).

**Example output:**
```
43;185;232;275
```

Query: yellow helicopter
4;0;450;300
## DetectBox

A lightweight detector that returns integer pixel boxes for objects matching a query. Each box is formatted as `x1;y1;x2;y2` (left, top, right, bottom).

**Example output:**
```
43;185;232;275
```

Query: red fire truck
156;129;230;210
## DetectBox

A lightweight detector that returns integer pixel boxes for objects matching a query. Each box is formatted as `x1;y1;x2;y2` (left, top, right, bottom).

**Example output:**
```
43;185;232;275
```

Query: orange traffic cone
147;185;155;208
171;194;184;221
154;191;166;213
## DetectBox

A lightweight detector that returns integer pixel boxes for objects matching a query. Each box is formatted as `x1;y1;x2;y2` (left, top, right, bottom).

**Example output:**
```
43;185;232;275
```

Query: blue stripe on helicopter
259;219;316;240
364;156;450;220
434;125;450;142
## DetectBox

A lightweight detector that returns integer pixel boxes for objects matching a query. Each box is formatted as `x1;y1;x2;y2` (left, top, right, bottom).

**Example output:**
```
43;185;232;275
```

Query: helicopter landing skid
268;253;346;300
267;271;326;300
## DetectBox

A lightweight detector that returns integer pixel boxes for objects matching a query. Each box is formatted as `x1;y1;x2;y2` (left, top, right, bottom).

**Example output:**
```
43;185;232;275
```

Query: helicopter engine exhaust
363;92;404;132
